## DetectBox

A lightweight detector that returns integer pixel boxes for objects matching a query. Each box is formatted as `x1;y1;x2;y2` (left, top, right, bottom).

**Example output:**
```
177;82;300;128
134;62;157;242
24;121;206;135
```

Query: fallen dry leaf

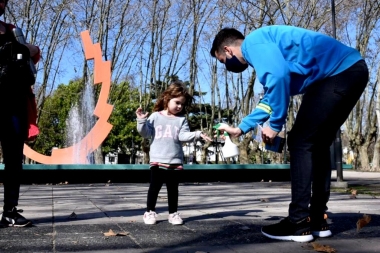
311;242;336;253
104;229;116;236
357;214;371;232
103;229;129;237
349;188;358;199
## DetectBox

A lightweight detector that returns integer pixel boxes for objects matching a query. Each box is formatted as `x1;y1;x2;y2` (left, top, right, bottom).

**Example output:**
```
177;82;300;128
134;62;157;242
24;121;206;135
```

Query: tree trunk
142;139;150;164
201;141;211;164
358;146;371;171
372;74;380;171
372;140;380;171
94;147;104;164
238;136;251;164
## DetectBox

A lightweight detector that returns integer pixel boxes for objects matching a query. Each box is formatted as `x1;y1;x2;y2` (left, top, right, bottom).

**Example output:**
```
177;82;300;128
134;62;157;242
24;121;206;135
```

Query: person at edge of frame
0;0;41;227
210;25;368;242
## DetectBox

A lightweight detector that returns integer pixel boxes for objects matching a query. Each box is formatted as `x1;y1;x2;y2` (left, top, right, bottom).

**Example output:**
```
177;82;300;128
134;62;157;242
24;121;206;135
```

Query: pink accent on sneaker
168;212;183;225
143;211;157;225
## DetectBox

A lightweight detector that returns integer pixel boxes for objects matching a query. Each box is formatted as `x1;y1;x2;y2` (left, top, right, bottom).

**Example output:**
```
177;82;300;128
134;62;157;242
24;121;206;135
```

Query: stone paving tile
182;219;266;245
54;223;140;252
119;221;203;249
0;226;52;253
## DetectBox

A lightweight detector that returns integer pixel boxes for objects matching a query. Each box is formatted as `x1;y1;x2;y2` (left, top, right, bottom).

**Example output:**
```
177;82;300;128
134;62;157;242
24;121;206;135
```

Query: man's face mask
225;55;248;73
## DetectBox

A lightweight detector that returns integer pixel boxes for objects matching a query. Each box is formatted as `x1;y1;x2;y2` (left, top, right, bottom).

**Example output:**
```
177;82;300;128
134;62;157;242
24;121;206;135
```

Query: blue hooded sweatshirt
237;25;363;134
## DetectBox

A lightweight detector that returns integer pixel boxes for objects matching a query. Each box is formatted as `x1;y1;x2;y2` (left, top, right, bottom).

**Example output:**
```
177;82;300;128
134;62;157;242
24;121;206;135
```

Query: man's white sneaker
168;212;183;225
143;211;157;225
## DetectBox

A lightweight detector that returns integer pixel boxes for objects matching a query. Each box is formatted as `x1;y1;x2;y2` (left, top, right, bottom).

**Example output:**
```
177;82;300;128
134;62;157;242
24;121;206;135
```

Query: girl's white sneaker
168;212;183;225
143;211;157;225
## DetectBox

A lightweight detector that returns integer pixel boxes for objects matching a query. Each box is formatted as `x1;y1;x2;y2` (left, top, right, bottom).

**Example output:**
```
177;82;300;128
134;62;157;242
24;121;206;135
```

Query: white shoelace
171;212;181;220
147;211;157;219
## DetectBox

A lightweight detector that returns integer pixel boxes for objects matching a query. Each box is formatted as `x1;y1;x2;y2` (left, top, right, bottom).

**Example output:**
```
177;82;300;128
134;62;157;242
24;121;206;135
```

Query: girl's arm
178;118;197;142
178;118;211;142
136;118;154;139
136;109;154;138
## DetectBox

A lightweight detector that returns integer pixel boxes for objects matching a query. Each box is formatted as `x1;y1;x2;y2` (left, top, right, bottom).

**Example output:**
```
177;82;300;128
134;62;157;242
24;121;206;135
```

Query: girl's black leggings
146;167;181;214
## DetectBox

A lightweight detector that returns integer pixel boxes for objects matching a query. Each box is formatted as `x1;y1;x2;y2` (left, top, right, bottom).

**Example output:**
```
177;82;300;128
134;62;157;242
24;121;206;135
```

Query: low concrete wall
0;164;353;184
0;164;353;170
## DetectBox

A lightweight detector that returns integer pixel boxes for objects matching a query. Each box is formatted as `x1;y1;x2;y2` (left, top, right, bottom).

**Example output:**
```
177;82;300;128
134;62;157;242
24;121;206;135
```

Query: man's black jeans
0;114;25;209
287;60;368;223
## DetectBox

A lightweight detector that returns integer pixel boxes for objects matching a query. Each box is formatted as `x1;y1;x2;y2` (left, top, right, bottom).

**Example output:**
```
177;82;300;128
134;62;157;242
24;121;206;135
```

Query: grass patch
331;184;380;197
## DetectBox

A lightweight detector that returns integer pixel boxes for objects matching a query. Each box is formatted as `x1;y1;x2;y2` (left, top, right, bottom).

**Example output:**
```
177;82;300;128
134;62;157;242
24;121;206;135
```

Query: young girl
136;81;211;225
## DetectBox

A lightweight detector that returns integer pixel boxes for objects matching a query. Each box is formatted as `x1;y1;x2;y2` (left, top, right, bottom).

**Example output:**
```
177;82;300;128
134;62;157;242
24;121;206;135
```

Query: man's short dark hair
210;28;245;57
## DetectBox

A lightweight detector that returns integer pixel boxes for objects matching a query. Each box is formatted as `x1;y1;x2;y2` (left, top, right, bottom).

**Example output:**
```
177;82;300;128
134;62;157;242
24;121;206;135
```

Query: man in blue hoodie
210;26;368;242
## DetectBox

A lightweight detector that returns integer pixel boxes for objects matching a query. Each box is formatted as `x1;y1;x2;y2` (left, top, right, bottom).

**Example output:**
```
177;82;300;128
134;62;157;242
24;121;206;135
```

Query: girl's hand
136;107;148;119
200;132;212;142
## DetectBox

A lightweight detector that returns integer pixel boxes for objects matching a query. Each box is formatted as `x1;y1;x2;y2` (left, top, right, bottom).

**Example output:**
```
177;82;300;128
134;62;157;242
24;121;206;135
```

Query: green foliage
187;103;211;130
102;82;152;154
33;79;154;157
187;103;234;131
34;80;83;155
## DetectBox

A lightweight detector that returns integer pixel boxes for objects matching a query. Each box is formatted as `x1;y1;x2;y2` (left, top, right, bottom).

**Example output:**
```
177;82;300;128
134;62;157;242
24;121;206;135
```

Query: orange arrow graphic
24;31;113;164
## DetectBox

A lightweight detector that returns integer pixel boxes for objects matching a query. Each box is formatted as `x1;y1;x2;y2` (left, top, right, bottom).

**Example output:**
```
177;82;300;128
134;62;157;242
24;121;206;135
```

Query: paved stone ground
0;170;379;253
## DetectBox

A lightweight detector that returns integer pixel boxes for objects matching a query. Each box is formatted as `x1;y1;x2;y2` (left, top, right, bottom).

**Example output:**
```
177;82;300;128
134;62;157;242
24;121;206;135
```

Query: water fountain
65;80;96;164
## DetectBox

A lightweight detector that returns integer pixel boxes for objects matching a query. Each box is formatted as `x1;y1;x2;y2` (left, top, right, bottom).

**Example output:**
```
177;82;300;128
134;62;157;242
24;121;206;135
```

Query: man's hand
262;127;278;144
135;107;148;119
214;125;242;138
24;44;39;57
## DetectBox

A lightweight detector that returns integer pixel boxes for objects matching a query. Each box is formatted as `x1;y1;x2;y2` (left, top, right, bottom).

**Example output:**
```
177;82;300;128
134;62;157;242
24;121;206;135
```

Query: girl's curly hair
153;81;194;114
